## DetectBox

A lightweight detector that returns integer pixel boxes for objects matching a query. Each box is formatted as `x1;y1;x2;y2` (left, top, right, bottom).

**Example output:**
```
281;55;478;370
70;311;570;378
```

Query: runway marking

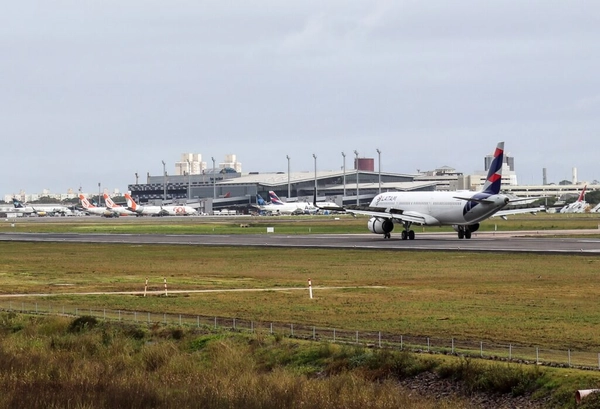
0;286;387;298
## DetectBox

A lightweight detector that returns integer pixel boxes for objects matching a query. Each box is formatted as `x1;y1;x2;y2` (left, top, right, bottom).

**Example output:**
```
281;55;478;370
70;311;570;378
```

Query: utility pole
376;148;381;194
354;150;359;205
286;155;291;199
313;153;317;199
342;152;346;199
211;157;216;198
161;160;167;201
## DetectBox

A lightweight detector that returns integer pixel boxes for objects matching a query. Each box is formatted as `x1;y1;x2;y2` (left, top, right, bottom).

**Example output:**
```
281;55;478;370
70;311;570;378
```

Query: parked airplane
103;193;138;216
314;142;545;240
123;193;196;216
559;185;588;213
253;192;314;215
12;198;72;216
78;194;115;217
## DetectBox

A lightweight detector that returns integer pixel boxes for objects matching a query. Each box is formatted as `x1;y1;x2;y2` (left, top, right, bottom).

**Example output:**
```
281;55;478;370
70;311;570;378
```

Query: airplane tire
401;231;408;240
465;230;472;239
408;230;415;240
458;230;464;239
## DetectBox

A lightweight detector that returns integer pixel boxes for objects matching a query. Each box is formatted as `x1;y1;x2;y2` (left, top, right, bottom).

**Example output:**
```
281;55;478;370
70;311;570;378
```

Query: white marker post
308;278;313;299
144;277;148;297
164;277;168;297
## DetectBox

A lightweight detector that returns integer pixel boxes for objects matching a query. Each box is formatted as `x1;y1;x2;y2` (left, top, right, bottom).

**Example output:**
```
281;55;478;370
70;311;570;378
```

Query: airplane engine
451;223;480;233
368;217;394;235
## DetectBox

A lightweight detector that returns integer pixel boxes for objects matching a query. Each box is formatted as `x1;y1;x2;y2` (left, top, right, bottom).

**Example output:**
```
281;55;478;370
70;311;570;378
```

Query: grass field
3;215;600;407
1;240;600;354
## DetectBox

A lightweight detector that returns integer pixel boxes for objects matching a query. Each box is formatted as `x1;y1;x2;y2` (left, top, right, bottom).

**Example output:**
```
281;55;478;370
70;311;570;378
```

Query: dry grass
0;314;475;409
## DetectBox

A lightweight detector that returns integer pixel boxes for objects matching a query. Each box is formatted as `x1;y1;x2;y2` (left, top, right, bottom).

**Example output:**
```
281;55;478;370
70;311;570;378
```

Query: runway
1;230;600;254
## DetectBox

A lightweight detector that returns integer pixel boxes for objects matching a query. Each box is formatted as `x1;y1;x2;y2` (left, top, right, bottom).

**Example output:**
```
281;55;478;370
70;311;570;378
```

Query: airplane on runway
78;194;115;217
12;198;72;216
103;193;138;216
123;193;196;216
314;142;545;240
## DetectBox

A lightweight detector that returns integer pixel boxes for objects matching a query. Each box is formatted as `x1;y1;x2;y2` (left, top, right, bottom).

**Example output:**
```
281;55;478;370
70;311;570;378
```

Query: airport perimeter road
1;231;600;254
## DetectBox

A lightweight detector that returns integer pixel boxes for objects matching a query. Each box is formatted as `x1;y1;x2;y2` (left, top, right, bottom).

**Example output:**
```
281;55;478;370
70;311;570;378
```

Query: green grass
2;242;600;353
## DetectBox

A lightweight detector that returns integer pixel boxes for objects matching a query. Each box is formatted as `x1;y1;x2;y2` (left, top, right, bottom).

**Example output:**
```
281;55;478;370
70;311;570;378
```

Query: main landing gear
457;227;472;239
400;222;415;240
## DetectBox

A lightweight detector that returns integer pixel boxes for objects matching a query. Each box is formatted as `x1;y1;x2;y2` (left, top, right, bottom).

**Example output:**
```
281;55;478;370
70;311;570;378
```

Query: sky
2;1;600;196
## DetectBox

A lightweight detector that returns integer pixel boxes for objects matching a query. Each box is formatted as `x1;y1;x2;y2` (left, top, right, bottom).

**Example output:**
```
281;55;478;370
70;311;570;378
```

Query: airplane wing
493;206;546;219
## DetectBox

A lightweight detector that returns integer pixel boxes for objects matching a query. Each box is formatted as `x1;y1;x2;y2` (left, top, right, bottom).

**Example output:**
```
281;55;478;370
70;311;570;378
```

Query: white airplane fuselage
370;191;510;226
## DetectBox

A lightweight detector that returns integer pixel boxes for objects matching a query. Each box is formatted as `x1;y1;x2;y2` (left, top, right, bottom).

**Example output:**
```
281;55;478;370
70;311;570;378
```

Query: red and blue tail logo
269;191;284;205
481;142;504;195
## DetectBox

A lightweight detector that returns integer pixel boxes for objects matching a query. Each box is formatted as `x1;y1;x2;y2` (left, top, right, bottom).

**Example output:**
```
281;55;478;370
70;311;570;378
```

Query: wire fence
2;300;599;371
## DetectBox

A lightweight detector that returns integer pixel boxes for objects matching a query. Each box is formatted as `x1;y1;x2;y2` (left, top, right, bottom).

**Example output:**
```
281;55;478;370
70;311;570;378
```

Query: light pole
134;172;138;184
341;152;346;199
187;159;191;201
286;155;291;199
211;157;216;199
98;182;101;207
376;148;381;194
161;160;167;202
312;154;317;199
354;150;359;205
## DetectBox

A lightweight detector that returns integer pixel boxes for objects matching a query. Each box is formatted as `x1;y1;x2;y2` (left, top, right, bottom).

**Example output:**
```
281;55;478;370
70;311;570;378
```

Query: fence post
427;337;430;352
568;349;571;367
333;328;336;343
356;331;359;344
197;316;200;328
509;344;512;360
536;347;539;364
480;342;483;358
291;324;294;337
75;308;78;316
214;317;217;329
233;318;236;330
179;314;182;326
270;323;273;334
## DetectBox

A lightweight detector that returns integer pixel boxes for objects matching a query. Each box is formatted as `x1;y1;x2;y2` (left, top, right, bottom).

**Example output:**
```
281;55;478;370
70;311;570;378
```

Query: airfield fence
2;300;600;371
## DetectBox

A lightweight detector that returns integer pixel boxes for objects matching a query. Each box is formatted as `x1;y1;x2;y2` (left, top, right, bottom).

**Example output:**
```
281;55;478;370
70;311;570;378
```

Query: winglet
481;142;504;195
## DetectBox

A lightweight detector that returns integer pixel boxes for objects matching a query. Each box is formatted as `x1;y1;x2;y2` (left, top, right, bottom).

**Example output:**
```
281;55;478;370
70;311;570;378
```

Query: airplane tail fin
269;191;284;205
577;185;587;202
257;194;266;206
12;198;24;208
79;194;93;209
103;193;117;209
124;193;138;210
481;142;504;195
